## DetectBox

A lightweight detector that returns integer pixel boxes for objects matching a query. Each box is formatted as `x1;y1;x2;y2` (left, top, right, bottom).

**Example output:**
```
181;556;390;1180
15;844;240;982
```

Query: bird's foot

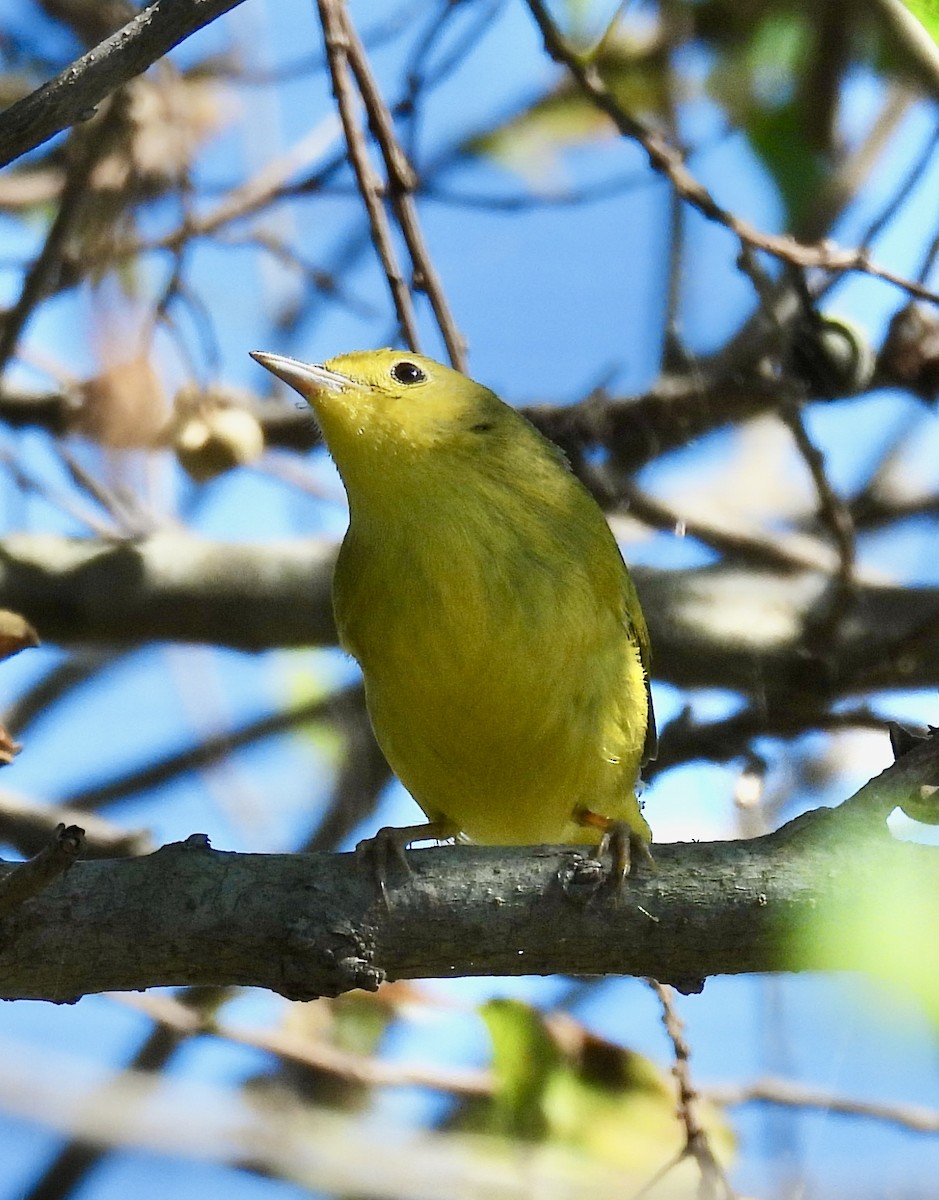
356;820;457;905
595;819;655;887
566;807;654;900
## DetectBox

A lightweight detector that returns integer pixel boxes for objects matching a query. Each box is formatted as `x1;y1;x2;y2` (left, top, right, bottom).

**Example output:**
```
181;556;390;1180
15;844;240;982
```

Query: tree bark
0;0;246;169
1;732;937;1003
2;532;939;693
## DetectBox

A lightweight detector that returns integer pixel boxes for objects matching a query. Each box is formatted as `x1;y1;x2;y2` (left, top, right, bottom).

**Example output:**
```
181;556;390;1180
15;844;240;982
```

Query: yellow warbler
251;349;655;871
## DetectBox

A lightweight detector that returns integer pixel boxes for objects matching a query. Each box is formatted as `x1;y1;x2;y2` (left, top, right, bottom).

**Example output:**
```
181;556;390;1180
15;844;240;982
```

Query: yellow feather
251;349;654;848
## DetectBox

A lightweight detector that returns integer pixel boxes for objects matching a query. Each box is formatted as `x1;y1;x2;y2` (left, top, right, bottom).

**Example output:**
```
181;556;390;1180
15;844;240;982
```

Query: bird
251;348;656;880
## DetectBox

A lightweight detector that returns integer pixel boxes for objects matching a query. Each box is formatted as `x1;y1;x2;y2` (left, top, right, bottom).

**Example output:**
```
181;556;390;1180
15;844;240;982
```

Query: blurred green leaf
467;999;735;1178
482;997;559;1139
902;0;939;43
748;100;825;227
787;838;939;1025
465;35;668;182
707;8;827;225
283;650;343;761
330;990;396;1056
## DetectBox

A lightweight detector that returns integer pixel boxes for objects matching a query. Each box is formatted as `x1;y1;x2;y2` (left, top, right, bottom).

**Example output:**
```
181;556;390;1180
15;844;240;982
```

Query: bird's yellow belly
353;607;650;846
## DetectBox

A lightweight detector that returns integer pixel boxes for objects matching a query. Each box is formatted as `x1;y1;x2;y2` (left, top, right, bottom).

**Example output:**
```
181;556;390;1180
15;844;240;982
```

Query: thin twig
223;230;378;317
647;980;738;1200
100;146;349;268
0;788;150;860
917;223;939;288
59;447;157;537
778;398;857;645
852;491;939;532
650;705;891;779
225;3;425;86
523;0;939;308
62;685;364;812
614;480;837;573
0;98;125;377
426;169;648;210
2;652;112;735
0;823;85;919
705;1075;939;1134
831;119;939;287
316;0;422;352
0;0;245;170
183;119;343;245
340;7;467;369
657;9;686;363
397;0;501;163
20;985;230;1200
0;442;120;536
728;253;858;651
114;991;493;1096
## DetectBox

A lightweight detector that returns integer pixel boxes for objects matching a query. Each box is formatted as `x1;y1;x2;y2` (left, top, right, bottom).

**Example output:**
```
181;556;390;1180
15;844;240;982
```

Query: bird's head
251;348;507;475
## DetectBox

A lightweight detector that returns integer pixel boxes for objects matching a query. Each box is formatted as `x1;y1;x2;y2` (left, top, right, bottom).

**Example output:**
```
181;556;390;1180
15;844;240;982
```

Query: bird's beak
250;351;349;399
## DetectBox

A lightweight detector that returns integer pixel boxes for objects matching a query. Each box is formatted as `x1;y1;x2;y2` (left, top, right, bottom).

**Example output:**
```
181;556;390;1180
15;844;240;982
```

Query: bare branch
0;99;127;376
0;0;245;170
0;822;84;919
614;481;836;574
0;789;151;860
651;705;891;779
0;1047;668;1198
0;822;931;1002
316;0;422;352
0;532;338;649
63;685;365;814
1;728;938;1001
167;121;344;246
4;533;939;698
523;0;939;308
116;991;493;1096
339;7;467;370
642;982;737;1200
777;398;857;652
705;1075;939;1134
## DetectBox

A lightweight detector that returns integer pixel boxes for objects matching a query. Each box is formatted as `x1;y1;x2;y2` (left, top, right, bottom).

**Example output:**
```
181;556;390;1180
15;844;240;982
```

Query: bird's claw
356;825;415;907
356;820;457;906
563;809;655;903
595;822;654;889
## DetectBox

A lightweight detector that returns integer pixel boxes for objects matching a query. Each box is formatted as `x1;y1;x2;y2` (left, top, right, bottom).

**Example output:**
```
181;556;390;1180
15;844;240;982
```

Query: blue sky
0;1;938;1197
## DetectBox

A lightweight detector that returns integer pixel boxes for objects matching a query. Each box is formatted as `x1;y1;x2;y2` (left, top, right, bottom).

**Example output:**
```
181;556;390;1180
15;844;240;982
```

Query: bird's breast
334;504;612;698
330;485;647;843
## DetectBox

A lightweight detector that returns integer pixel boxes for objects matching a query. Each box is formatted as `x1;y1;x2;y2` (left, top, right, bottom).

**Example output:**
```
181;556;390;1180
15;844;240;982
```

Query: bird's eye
391;360;426;385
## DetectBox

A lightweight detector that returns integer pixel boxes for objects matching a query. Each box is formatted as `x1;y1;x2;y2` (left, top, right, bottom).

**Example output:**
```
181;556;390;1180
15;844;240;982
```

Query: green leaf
481;998;559;1139
747;100;825;227
787;837;939;1025
706;9;826;226
902;0;939;43
476;999;736;1177
465;36;668;182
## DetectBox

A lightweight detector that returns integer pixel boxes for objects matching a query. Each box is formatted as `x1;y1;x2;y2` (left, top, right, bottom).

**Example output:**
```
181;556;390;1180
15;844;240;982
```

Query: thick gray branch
2;532;939;693
0;817;932;1004
0;532;337;649
1;732;936;1003
0;0;244;169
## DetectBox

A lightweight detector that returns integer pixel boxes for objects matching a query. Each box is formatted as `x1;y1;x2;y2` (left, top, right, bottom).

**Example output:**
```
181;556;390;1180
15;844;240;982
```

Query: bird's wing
624;571;657;765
